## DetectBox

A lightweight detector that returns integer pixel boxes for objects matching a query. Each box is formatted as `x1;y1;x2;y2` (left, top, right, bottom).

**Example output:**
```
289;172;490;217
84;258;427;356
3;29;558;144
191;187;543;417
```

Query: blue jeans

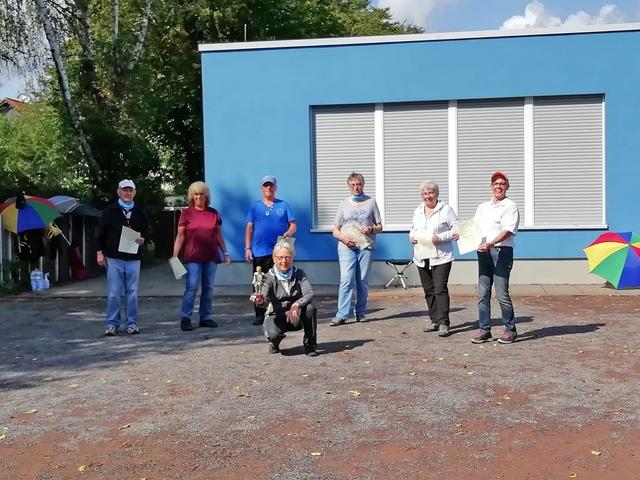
106;258;141;328
477;247;516;333
336;247;373;319
180;262;218;320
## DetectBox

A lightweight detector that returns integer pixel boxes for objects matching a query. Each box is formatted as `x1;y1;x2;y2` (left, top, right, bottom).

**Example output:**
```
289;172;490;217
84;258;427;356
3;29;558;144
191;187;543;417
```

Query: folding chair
384;260;413;289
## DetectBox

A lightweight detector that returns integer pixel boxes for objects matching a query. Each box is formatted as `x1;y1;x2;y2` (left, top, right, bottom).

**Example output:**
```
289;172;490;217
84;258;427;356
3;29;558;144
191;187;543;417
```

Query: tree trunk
33;0;103;182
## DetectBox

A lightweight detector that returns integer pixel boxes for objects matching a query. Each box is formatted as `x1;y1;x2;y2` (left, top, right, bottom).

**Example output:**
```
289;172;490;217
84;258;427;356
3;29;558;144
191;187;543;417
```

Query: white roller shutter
383;102;449;229
533;95;604;226
457;99;525;221
312;105;376;228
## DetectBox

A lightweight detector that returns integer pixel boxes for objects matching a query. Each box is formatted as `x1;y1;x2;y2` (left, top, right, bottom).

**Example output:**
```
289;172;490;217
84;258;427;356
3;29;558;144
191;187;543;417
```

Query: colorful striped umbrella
583;232;640;289
0;195;61;233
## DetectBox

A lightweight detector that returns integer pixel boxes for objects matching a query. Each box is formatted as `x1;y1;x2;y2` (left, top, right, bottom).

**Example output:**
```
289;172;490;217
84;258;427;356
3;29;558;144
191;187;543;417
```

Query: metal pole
244;24;247;42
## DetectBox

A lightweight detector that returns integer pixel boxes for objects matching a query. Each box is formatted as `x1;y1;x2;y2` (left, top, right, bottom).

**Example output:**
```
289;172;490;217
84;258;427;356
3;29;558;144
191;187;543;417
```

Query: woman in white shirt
409;181;458;337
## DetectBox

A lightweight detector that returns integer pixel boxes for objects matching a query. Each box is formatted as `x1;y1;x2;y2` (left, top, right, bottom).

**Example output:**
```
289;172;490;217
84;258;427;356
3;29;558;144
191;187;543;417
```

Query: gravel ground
1;292;639;479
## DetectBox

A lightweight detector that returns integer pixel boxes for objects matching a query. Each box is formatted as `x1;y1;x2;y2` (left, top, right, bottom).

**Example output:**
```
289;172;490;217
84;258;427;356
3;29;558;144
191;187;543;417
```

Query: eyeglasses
275;255;292;262
262;183;275;188
493;182;508;186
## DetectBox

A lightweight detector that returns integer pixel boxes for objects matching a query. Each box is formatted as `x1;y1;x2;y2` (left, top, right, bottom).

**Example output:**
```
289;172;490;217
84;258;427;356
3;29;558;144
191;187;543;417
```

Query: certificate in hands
118;226;141;254
341;224;371;249
454;219;481;255
413;229;437;259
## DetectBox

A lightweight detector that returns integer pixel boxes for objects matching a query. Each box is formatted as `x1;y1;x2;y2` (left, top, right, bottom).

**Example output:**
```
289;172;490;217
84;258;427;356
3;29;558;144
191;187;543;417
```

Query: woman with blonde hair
173;181;230;331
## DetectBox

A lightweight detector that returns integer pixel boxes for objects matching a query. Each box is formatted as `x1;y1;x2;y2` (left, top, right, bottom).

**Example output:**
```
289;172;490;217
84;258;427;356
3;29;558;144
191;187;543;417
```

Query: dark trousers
417;260;452;326
264;305;317;350
253;255;274;320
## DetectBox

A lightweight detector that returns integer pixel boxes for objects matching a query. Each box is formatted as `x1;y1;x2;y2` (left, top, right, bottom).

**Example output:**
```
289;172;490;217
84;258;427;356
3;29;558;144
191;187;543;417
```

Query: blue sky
376;0;640;32
2;1;640;99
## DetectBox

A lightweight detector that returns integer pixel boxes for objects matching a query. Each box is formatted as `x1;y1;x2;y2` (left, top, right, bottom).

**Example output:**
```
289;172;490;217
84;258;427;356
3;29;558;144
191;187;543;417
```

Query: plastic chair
384;260;413;289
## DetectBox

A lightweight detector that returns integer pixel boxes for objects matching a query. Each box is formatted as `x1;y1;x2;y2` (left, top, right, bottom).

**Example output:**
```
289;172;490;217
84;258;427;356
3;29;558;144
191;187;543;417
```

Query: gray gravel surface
1;293;639;479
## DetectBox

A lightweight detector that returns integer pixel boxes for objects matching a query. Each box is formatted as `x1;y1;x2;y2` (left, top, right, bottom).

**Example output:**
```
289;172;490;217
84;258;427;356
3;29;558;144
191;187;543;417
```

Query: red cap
491;171;508;184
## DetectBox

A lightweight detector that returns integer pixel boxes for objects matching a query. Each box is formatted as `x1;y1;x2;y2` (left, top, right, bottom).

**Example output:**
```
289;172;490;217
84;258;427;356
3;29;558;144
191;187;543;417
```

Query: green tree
0;100;89;198
134;0;421;190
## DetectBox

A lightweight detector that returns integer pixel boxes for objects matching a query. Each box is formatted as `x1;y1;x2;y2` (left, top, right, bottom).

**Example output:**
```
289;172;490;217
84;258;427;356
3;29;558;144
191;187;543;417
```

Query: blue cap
261;175;277;186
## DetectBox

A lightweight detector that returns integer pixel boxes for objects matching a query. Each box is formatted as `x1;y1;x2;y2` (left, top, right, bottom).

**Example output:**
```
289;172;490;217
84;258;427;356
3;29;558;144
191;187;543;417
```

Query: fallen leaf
466;371;475;375
24;409;38;414
166;380;173;384
350;391;361;397
409;372;417;376
569;473;577;478
214;390;223;394
119;424;130;430
43;377;53;381
365;361;370;364
463;353;470;357
503;395;511;400
338;376;346;380
310;452;322;456
78;464;88;472
421;358;429;362
301;374;308;378
68;384;79;388
455;423;464;428
591;450;601;456
247;415;256;420
46;412;53;416
437;357;445;361
496;402;503;405
454;431;464;436
0;434;6;440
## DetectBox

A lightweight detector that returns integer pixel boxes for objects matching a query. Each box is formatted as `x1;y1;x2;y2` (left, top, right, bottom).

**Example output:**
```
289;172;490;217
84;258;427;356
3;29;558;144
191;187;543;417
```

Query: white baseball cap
118;179;136;189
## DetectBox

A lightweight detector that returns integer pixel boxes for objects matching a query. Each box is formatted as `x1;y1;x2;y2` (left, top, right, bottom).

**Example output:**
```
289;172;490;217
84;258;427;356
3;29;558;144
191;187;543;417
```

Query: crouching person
252;240;318;357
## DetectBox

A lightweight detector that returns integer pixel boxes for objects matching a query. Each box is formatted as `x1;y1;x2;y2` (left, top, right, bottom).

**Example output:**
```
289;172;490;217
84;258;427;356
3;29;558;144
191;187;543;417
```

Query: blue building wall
201;30;640;262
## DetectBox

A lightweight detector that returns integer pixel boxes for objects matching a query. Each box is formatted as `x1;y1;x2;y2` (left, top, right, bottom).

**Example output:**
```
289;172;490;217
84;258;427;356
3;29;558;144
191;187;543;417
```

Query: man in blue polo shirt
244;175;297;325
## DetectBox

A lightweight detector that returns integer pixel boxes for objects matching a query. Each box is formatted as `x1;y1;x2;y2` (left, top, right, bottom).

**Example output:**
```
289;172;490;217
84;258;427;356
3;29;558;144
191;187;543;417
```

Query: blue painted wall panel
201;31;640;261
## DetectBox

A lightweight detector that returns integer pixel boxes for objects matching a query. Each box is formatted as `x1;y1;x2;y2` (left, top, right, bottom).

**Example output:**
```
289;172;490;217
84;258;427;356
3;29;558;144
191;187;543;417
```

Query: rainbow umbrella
583;232;640;289
0;194;61;233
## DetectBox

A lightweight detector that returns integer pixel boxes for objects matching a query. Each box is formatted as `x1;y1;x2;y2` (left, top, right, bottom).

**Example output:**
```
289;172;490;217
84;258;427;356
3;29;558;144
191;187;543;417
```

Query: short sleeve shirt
334;197;382;250
474;197;519;248
178;207;223;263
246;199;295;257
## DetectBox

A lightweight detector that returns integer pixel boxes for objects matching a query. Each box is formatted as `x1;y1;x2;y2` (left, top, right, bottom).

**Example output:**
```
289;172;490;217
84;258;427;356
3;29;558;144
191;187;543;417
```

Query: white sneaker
126;325;140;334
105;326;118;336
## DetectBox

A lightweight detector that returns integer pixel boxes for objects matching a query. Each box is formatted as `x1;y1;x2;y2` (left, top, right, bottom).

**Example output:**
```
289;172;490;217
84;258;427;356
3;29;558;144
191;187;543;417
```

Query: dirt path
1;294;639;479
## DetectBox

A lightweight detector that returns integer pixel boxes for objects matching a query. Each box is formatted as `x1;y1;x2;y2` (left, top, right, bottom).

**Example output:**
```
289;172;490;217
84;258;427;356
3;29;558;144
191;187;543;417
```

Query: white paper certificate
169;256;187;279
118;226;141;254
341;224;371;249
454;219;481;255
413;229;437;259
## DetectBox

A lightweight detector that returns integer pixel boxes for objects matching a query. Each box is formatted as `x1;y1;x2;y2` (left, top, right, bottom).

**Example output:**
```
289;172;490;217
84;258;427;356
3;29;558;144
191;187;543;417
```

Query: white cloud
377;0;448;28
501;1;625;30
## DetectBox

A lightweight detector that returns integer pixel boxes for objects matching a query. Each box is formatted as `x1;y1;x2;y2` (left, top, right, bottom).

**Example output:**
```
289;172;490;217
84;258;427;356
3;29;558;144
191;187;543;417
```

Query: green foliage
0;259;30;293
3;0;421;201
0;101;90;199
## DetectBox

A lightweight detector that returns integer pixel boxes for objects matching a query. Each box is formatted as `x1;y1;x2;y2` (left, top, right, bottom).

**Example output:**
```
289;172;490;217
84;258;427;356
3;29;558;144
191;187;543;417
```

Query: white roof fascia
199;22;640;53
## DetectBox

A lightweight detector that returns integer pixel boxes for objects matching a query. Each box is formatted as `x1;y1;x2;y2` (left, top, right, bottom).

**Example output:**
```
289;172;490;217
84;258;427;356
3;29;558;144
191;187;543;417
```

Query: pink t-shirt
178;207;223;263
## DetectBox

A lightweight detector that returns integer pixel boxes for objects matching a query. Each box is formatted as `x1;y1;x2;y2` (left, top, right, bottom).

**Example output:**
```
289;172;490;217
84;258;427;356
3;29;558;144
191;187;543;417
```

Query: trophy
249;266;265;304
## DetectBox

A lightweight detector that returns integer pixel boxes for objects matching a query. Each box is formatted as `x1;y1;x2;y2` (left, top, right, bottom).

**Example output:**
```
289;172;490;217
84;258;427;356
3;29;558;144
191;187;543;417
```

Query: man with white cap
245;175;297;325
96;179;149;336
471;171;520;345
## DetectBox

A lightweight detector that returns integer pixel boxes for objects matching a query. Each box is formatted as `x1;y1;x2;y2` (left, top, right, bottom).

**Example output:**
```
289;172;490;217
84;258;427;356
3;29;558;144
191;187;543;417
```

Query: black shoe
305;346;318;357
267;341;280;354
199;319;218;328
180;317;193;331
252;318;264;326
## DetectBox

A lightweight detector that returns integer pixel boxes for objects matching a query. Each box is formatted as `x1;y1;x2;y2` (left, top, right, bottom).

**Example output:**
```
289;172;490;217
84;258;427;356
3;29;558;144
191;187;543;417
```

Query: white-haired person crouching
252;240;318;357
